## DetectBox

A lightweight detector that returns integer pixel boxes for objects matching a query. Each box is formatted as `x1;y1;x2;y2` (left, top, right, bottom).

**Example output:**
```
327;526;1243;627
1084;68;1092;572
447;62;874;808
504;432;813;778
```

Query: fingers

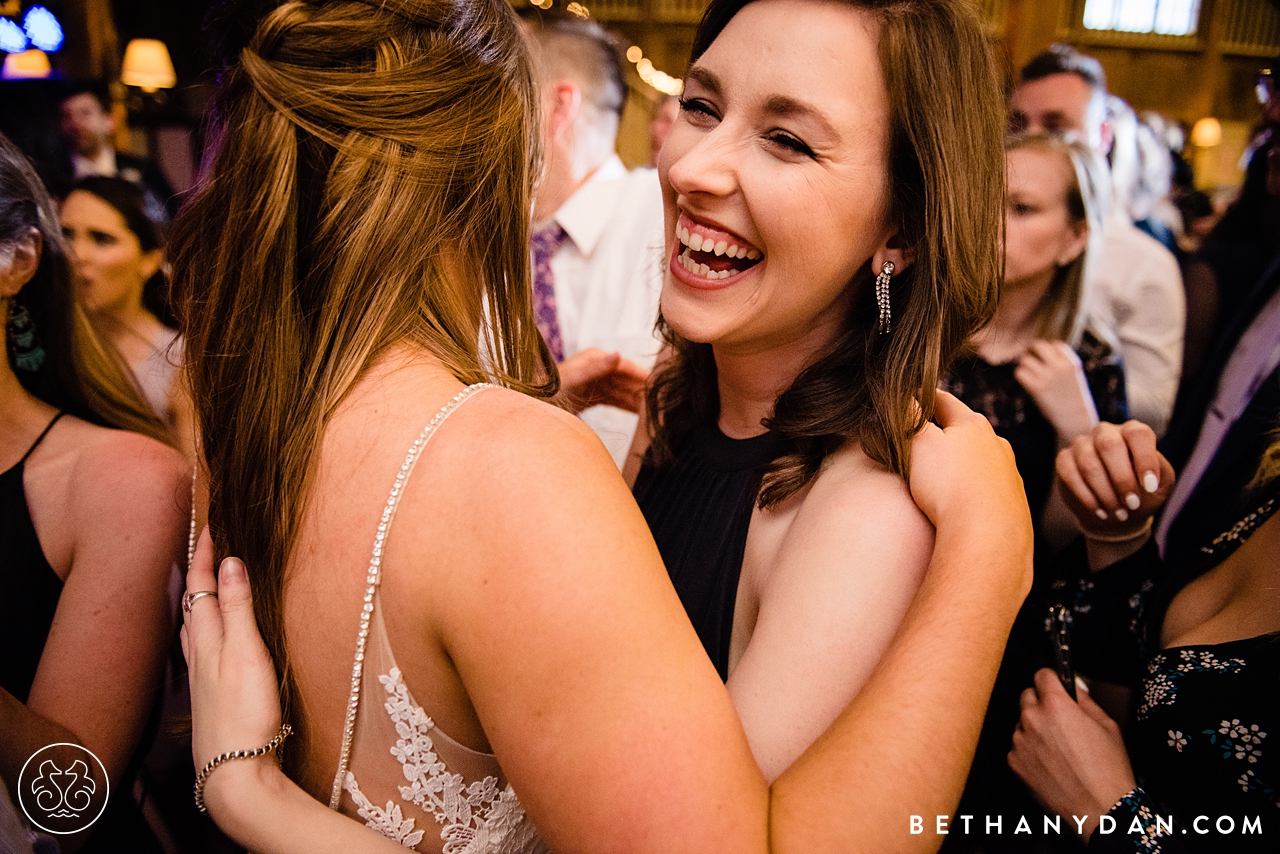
216;557;260;649
931;388;984;429
1094;426;1141;520
1070;430;1124;518
185;528;224;653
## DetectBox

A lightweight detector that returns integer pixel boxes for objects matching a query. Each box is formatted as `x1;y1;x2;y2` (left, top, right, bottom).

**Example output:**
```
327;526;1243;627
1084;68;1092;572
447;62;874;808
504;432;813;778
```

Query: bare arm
0;430;188;851
727;450;934;782
770;391;1034;852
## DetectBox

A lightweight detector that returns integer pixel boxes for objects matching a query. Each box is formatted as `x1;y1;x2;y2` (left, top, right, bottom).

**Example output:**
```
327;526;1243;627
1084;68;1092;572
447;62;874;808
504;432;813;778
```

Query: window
1082;0;1201;35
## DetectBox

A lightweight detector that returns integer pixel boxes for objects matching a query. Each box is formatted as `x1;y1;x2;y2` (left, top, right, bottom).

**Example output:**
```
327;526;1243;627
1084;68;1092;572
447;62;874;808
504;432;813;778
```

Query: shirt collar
548;155;629;258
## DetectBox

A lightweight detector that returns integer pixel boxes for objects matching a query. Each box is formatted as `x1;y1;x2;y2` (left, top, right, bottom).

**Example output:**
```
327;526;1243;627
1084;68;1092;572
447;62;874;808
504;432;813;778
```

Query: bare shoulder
799;441;932;539
50;418;189;536
448;386;621;485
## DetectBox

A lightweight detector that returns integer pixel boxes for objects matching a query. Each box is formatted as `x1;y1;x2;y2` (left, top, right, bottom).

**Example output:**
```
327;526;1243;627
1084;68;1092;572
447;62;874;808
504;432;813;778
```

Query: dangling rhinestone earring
7;301;46;372
875;260;894;335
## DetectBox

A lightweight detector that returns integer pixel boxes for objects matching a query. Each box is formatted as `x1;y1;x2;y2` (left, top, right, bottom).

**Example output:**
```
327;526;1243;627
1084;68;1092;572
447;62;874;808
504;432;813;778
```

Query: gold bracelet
194;723;293;814
1081;516;1154;544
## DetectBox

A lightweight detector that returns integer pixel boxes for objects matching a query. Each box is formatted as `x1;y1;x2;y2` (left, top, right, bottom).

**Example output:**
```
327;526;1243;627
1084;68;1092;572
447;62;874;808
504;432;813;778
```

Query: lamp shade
121;39;175;92
1190;117;1222;148
1;49;51;80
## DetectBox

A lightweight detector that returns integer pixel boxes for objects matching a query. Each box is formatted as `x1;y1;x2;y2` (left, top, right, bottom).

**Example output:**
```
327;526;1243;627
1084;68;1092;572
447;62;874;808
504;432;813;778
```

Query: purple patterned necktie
530;223;570;362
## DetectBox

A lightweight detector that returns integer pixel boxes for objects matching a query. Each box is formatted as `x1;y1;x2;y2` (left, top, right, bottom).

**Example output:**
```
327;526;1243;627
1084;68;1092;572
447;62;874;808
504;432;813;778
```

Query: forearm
204;759;404;854
0;686;81;793
771;525;1029;853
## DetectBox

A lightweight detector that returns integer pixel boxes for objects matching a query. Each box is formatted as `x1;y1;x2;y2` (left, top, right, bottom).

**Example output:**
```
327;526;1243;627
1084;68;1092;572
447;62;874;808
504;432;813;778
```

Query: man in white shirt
1011;45;1184;437
525;14;666;467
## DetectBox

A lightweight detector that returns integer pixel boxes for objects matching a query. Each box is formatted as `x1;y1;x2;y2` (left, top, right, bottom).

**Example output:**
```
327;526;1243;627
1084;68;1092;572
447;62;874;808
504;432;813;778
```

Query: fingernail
1125;493;1141;511
1115;508;1129;522
1095;508;1108;521
1143;472;1159;493
220;557;243;581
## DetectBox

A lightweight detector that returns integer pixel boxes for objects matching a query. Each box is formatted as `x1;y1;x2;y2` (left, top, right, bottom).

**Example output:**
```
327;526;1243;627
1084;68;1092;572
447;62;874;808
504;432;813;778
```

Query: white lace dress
327;385;548;854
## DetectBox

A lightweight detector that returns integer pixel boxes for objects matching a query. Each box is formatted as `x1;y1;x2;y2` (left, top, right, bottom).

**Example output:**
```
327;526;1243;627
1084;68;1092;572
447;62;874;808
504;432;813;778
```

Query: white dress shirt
540;155;666;468
1088;213;1185;437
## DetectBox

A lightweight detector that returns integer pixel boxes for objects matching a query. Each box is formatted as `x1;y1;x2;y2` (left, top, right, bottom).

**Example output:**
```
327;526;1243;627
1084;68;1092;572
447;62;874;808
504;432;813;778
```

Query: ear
0;228;42;298
545;79;583;142
872;229;916;279
139;247;164;282
1097;117;1114;159
1056;220;1089;267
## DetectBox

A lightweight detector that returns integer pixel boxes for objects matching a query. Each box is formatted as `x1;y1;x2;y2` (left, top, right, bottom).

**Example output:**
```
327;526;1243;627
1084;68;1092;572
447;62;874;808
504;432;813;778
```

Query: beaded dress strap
329;382;492;809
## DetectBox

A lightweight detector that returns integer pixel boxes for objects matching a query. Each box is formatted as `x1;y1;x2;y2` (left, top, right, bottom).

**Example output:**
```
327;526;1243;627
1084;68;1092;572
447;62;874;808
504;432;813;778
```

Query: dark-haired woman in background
0;133;189;850
61;176;194;458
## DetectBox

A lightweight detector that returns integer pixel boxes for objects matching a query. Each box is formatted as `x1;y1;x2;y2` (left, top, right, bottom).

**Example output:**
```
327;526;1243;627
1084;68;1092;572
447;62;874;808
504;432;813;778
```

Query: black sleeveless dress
632;424;790;680
0;413;65;703
0;413;164;854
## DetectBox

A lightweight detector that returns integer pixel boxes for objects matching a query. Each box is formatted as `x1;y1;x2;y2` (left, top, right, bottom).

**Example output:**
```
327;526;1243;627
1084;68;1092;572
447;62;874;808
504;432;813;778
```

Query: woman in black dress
0;132;189;849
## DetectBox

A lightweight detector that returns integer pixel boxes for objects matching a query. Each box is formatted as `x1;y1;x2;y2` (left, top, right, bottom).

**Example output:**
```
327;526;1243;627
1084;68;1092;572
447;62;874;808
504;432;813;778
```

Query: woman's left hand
1015;340;1099;442
181;529;286;818
1007;668;1137;840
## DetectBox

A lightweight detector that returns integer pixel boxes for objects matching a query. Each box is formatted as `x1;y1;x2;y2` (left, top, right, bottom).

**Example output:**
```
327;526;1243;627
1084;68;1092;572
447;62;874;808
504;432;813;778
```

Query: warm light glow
121;38;176;92
636;58;654;77
1;48;50;79
626;45;642;62
1190;117;1221;148
565;2;588;18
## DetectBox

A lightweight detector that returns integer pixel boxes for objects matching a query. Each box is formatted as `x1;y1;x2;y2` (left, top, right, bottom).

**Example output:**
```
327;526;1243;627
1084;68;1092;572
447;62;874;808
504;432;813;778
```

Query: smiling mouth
673;214;762;281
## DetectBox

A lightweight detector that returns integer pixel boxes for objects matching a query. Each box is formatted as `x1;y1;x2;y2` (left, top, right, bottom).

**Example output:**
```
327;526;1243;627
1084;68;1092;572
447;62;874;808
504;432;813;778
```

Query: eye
89;230;117;247
766;131;816;159
61;227;74;241
678;96;720;127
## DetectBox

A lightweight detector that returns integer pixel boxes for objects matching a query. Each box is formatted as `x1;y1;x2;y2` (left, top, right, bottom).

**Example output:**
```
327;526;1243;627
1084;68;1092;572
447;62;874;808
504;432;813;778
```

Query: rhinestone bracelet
194;723;293;814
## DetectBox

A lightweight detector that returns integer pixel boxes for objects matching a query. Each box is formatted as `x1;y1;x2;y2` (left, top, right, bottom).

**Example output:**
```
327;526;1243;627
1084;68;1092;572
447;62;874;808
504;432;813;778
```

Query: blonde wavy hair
171;0;551;719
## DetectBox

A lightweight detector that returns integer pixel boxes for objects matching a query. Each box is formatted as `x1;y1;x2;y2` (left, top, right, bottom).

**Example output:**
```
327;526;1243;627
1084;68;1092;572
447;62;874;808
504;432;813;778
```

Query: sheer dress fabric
328;385;547;854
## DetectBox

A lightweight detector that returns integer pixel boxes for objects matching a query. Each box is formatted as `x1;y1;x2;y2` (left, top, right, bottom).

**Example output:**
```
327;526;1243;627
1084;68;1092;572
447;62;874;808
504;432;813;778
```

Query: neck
94;301;159;341
974;271;1052;361
713;332;836;440
533;142;611;223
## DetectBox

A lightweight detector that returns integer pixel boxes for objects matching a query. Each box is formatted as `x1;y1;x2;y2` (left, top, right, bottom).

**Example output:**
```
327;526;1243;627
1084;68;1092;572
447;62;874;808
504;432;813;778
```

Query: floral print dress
1058;489;1279;853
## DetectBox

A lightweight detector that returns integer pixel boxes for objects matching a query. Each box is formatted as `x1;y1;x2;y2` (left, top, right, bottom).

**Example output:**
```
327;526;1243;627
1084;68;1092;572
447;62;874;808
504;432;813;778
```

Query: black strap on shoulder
18;412;65;466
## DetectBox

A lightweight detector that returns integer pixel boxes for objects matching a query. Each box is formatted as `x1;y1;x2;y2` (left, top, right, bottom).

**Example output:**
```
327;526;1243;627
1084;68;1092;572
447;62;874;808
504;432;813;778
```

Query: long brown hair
0;132;169;444
646;0;1006;506
172;0;551;718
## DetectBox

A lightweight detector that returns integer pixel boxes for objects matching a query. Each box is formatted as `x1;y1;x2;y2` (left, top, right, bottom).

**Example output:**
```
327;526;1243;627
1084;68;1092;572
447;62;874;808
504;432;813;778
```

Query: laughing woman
175;1;1028;853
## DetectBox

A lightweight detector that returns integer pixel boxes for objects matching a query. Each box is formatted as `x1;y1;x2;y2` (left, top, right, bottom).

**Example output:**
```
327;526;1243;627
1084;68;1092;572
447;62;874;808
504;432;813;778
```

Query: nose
664;123;738;204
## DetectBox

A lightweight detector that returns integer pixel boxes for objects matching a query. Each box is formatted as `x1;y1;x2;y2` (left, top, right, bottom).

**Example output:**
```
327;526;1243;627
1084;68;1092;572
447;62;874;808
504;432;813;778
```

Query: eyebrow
685;65;838;139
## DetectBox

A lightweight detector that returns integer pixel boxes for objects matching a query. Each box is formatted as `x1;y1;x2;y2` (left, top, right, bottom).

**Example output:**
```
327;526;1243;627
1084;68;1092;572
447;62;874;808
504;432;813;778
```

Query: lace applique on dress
375;667;536;854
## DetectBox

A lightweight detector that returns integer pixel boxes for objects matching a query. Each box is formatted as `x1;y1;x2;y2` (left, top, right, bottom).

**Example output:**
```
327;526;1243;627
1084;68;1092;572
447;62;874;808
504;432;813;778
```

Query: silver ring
182;590;218;613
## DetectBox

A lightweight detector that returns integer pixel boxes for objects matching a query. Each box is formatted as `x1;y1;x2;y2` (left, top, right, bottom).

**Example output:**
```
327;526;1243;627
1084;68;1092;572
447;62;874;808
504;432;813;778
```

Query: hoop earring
7;301;46;372
875;260;894;335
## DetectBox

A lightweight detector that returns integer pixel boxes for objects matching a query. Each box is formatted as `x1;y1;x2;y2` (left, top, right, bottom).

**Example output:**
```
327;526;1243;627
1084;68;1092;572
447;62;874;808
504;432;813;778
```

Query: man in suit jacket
58;83;176;213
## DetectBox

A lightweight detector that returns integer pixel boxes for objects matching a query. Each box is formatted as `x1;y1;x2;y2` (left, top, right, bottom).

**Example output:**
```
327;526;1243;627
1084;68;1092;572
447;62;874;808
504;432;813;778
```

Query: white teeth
692;234;706;252
698;263;710;276
713;240;727;256
745;248;760;260
726;244;739;258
